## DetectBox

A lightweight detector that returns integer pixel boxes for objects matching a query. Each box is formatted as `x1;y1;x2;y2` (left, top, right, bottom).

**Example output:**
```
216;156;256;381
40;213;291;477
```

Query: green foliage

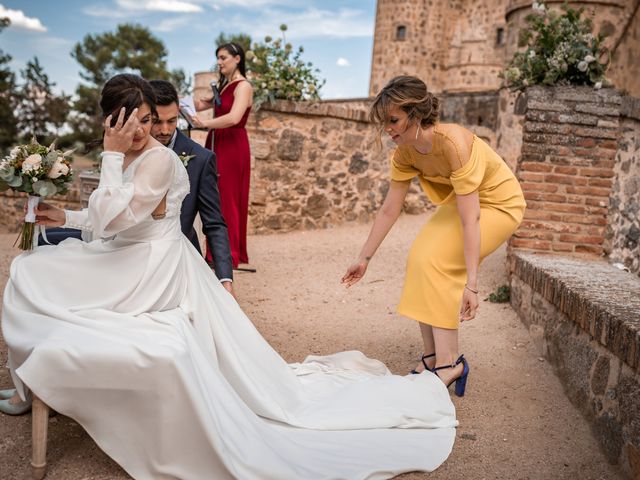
247;24;325;107
69;23;189;150
0;17;17;153
485;285;511;303
14;57;71;145
500;2;610;91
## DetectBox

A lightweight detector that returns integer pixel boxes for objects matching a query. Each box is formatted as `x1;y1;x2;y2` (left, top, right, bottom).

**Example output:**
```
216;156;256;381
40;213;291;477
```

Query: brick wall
510;86;622;255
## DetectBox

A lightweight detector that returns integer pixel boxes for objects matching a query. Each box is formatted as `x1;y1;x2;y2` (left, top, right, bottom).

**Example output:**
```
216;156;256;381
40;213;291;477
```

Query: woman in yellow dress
342;76;526;396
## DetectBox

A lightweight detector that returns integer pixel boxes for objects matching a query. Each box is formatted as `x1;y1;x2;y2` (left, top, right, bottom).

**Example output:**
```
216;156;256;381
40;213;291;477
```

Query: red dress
204;80;252;268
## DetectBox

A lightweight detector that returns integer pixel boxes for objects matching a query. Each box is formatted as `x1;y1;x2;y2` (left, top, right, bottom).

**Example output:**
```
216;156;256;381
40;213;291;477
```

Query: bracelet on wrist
464;284;478;294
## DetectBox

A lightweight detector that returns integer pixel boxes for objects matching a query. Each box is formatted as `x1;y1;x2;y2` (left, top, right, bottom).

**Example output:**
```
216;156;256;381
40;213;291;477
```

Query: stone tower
369;0;640;97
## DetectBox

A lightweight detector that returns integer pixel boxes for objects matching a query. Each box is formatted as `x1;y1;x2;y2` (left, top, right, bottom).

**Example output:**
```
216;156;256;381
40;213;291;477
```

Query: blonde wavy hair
369;76;440;136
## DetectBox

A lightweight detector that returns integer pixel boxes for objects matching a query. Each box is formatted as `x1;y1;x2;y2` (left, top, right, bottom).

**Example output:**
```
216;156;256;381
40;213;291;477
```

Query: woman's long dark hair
100;73;157;126
215;42;246;91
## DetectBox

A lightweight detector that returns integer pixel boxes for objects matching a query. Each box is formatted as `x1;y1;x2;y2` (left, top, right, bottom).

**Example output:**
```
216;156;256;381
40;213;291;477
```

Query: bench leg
31;395;49;480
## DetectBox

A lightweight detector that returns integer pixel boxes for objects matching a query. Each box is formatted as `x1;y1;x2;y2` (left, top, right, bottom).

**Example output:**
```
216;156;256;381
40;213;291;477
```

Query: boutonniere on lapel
178;152;195;168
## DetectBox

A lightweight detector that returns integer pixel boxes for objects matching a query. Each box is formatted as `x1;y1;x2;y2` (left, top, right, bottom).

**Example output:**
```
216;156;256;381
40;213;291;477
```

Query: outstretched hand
34;202;65;227
103;107;139;153
341;260;369;288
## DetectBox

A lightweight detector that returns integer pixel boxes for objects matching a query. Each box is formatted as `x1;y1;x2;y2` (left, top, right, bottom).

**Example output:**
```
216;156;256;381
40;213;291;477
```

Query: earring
415;124;420;140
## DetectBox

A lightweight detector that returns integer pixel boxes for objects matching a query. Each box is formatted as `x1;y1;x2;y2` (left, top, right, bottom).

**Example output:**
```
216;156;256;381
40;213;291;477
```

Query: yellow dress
390;123;526;329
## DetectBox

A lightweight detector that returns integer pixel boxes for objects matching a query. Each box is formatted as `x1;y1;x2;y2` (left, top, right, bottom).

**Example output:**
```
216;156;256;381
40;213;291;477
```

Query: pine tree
15;57;70;143
69;23;189;149
0;17;17;152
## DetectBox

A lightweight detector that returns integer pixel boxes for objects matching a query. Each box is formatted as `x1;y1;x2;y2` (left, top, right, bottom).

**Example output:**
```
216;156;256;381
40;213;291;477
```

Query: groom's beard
154;133;173;146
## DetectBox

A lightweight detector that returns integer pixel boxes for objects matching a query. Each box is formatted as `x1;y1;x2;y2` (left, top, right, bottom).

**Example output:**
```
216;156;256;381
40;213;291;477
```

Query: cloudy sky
1;0;376;99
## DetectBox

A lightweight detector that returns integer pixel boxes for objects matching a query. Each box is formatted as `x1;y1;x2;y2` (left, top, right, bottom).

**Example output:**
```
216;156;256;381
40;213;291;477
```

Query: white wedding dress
2;146;457;480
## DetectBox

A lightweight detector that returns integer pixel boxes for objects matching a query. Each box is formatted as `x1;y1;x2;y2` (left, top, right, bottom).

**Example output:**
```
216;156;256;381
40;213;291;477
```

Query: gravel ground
0;213;624;479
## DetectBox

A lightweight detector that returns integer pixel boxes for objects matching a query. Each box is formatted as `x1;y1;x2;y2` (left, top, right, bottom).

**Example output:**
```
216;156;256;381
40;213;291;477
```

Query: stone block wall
510;251;640;478
606;96;640;276
242;95;502;234
244;99;428;234
510;86;622;255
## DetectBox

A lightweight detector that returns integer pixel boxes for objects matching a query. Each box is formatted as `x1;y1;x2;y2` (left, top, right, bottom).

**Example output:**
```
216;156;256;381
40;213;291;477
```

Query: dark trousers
38;228;83;246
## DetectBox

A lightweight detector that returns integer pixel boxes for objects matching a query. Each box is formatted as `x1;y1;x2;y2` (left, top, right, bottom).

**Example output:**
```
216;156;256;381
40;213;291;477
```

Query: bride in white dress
2;74;457;479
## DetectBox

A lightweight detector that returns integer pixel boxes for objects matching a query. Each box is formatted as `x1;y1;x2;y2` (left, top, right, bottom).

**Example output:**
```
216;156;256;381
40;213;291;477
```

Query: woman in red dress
193;42;253;269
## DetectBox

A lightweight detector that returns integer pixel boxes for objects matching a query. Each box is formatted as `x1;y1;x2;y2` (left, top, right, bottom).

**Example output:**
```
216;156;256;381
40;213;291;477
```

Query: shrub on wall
500;2;610;91
248;25;325;108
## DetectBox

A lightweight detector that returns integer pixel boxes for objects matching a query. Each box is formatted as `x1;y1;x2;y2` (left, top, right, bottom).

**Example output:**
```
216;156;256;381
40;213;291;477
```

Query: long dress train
2;147;457;480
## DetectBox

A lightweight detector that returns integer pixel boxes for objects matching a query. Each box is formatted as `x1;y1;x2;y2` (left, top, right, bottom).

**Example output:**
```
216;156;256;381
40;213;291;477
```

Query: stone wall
244;99;421;234
510;86;622;255
510;251;640;478
242;94;503;234
606;96;640;276
496;89;526;171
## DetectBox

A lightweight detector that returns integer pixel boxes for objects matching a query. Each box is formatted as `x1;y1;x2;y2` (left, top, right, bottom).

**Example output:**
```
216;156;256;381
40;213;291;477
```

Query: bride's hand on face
34;202;65;227
103;107;139;153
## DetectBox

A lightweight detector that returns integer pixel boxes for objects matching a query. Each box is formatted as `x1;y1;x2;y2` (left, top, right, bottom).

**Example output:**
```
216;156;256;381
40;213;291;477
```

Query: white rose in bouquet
47;159;70;179
22;154;43;173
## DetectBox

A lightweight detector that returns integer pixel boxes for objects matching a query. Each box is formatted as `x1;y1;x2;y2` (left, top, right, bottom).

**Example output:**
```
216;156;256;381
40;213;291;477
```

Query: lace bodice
64;146;190;239
122;147;190;220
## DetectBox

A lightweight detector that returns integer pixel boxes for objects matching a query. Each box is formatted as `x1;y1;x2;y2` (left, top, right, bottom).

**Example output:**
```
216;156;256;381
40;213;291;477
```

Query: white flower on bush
528;50;536;58
47;159;70;179
21;154;42;173
577;60;588;72
9;146;21;159
584;55;596;63
594;81;602;89
532;1;546;12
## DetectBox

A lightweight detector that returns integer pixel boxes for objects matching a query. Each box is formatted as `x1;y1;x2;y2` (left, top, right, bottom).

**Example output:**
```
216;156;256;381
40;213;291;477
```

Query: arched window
396;25;407;41
496;27;505;46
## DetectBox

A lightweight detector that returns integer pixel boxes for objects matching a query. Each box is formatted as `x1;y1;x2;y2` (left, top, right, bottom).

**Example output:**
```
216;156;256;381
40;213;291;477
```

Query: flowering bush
0;138;74;249
500;2;610;91
247;25;325;107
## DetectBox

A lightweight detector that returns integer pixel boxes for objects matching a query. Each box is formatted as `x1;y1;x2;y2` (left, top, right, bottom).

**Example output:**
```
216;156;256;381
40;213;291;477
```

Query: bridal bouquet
0;138;74;250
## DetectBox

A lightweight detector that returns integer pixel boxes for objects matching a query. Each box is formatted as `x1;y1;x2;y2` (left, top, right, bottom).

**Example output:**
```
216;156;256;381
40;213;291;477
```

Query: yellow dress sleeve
389;148;418;182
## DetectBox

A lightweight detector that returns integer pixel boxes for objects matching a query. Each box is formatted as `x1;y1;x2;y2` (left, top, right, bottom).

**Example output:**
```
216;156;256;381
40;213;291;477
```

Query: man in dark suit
149;79;234;295
42;80;235;296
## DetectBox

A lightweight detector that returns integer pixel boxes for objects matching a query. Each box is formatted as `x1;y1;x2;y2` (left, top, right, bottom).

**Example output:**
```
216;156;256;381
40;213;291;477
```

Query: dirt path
0;213;623;479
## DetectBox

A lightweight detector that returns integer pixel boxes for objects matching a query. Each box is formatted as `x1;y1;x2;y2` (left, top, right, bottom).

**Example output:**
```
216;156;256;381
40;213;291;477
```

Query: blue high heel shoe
410;353;435;374
431;354;469;397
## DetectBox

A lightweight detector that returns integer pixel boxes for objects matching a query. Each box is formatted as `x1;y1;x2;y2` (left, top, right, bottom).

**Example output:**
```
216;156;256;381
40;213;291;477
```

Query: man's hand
222;281;235;299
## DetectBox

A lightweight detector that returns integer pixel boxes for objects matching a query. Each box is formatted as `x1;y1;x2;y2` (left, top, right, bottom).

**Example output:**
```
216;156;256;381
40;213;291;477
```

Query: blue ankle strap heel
410;353;435;375
431;354;470;397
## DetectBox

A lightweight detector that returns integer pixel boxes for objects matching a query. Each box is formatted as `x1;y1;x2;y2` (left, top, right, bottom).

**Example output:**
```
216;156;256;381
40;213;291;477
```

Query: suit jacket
41;131;234;281
174;130;233;281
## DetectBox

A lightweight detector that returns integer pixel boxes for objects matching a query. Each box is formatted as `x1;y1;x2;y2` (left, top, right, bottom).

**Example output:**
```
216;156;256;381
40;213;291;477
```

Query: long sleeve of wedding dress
62;149;174;237
2;145;458;480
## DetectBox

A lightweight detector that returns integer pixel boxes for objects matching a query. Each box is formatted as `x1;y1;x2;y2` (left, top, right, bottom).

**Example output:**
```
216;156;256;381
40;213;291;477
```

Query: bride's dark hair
100;73;157;127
